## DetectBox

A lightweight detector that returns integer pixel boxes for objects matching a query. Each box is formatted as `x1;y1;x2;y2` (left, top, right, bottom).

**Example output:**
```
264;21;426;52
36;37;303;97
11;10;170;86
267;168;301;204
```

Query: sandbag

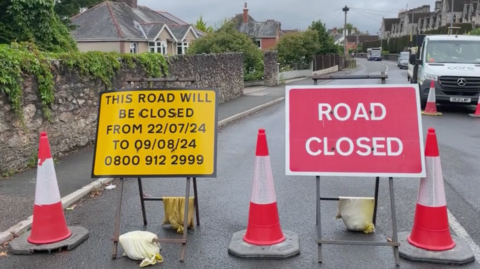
119;231;163;267
162;197;195;234
335;196;375;234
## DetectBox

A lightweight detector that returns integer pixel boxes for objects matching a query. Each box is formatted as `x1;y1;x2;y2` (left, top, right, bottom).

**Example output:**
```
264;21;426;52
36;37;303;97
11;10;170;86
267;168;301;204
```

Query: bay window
148;40;167;55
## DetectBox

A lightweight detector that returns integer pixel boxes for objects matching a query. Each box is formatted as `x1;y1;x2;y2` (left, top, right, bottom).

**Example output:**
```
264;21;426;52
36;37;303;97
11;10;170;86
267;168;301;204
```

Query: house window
254;39;261;48
177;42;189;55
130;43;137;54
148;41;167;55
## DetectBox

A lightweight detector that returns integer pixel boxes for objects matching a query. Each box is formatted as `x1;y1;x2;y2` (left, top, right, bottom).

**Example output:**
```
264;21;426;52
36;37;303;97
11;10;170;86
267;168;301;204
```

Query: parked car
397;51;409;69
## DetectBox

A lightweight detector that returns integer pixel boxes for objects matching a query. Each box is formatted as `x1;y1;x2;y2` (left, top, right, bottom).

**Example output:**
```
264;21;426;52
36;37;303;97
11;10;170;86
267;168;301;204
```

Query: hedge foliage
362;23;473;54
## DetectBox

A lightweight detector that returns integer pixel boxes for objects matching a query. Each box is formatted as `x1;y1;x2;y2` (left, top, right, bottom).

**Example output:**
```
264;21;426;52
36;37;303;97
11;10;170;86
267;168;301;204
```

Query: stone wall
0;53;244;174
263;51;279;86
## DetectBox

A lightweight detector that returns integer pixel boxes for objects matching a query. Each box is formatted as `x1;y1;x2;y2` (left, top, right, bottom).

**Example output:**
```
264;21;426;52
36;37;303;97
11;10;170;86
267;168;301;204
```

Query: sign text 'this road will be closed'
91;88;218;178
285;85;426;178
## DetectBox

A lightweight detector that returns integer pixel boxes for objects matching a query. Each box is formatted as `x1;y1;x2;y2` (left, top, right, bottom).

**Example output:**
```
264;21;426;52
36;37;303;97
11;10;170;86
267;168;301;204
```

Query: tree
187;21;264;80
0;0;77;52
195;15;213;33
308;20;336;55
276;30;320;69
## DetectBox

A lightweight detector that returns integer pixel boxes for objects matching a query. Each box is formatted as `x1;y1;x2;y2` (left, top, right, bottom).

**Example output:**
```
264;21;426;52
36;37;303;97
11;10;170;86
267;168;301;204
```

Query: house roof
346;35;379;43
452;0;465;12
232;14;280;38
383;18;399;31
71;1;200;41
409;12;431;23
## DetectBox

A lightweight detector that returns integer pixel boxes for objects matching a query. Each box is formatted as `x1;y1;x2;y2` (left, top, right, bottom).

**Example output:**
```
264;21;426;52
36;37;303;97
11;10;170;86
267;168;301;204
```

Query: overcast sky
139;0;438;34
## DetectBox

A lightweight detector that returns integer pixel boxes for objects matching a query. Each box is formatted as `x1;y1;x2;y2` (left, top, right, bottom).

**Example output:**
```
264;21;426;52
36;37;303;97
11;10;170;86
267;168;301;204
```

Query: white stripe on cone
250;156;277;204
416;156;446;207
427;84;436;103
35;158;61;205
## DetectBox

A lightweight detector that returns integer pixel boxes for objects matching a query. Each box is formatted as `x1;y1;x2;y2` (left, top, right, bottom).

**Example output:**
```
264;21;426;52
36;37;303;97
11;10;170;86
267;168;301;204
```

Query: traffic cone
469;97;480;118
243;129;285;245
227;128;300;259
407;128;454;250
27;132;72;244
422;80;442;116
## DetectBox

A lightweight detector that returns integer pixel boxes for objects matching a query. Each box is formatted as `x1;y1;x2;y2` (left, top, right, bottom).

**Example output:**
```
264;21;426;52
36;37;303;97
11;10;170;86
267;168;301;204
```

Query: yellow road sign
91;88;218;178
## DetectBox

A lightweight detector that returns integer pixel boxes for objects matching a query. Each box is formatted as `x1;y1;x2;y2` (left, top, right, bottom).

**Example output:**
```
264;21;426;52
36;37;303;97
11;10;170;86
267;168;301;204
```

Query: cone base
468;113;480;118
27;202;72;245
9;226;90;255
228;229;300;259
398;231;475;265
408;204;455;251
422;111;442;116
243;202;285;245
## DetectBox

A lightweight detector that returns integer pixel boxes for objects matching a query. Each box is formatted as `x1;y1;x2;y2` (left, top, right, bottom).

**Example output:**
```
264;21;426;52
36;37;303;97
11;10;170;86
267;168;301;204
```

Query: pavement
2;60;480;268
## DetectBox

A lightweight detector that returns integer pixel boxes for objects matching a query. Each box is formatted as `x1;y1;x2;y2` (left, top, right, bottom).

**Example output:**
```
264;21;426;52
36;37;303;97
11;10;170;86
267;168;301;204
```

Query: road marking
448;209;480;263
382;63;389;74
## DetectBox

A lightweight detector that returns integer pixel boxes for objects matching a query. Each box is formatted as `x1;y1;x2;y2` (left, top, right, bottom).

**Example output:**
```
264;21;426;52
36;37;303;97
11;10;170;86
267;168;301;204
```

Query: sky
139;0;438;35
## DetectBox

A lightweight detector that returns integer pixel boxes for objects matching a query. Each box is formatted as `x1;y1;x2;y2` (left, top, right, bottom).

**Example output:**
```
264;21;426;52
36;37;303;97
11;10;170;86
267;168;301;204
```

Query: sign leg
111;178;125;259
137;178;148;225
193;177;200;226
180;177;192;262
389;177;400;266
316;176;323;263
372;177;380;225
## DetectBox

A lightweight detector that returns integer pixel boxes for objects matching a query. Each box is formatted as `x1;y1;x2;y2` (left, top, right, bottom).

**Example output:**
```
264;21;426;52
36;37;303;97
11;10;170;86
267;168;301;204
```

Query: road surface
2;59;480;269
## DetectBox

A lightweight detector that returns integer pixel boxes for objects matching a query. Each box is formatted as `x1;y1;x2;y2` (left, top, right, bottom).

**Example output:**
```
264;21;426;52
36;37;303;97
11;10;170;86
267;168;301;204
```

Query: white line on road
448;209;480;263
382;63;389;74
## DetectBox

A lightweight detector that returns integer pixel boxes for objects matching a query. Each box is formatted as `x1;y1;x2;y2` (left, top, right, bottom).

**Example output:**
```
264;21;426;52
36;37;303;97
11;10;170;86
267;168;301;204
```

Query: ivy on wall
0;42;169;125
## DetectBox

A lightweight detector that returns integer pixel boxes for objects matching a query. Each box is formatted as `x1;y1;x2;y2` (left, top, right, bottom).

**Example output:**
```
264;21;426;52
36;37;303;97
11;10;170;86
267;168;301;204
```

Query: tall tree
0;0;77;52
308;20;336;55
276;29;320;69
187;21;264;80
195;15;213;33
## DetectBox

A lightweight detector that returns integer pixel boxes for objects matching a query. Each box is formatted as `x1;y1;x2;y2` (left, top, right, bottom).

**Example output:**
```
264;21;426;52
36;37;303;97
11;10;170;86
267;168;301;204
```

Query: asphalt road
2;59;480;269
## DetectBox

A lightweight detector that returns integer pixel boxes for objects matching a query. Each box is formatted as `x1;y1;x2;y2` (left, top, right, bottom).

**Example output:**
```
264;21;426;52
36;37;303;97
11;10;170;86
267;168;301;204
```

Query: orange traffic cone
243;129;285;245
28;132;72;244
407;128;454;250
469;97;480;118
228;128;300;259
422;80;442;116
398;128;475;265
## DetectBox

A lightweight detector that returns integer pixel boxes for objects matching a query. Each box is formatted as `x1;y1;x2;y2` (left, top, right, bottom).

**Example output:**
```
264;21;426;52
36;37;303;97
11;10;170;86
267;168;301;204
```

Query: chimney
120;0;137;8
243;3;248;23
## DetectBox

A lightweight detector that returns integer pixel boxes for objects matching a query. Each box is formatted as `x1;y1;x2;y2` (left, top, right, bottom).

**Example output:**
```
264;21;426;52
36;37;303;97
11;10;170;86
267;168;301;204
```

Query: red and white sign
285;84;426;177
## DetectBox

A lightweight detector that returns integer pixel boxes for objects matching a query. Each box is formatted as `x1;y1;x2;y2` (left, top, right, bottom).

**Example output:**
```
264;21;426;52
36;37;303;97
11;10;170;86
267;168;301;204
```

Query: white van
409;35;480;108
367;47;382;61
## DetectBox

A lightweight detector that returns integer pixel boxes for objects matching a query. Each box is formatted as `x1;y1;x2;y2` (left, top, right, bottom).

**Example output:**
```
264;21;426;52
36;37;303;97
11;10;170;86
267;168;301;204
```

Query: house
345;35;379;50
70;0;204;54
328;27;345;45
231;3;282;49
381;0;479;38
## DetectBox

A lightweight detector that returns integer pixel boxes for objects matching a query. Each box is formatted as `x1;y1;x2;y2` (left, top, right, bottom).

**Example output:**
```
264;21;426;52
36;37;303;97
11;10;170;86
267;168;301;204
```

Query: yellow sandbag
335;196;375;234
119;231;163;267
162;197;195;234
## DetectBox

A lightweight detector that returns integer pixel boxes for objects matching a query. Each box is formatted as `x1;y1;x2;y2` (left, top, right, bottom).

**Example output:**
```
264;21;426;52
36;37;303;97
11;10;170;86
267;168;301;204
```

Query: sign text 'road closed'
91;88;218;178
286;85;426;177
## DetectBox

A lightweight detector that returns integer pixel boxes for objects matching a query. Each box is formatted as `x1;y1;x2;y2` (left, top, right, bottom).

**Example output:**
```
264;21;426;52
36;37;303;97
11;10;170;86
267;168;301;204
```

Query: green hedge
362;23;473;53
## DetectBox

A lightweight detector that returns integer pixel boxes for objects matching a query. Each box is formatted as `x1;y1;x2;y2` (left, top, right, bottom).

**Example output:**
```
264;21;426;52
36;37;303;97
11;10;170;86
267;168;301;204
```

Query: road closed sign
285;84;426;177
91;88;218;178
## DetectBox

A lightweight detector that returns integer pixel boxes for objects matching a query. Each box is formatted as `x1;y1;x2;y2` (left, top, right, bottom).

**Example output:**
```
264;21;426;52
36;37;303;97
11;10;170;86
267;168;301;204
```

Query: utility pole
450;0;454;27
342;5;349;57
